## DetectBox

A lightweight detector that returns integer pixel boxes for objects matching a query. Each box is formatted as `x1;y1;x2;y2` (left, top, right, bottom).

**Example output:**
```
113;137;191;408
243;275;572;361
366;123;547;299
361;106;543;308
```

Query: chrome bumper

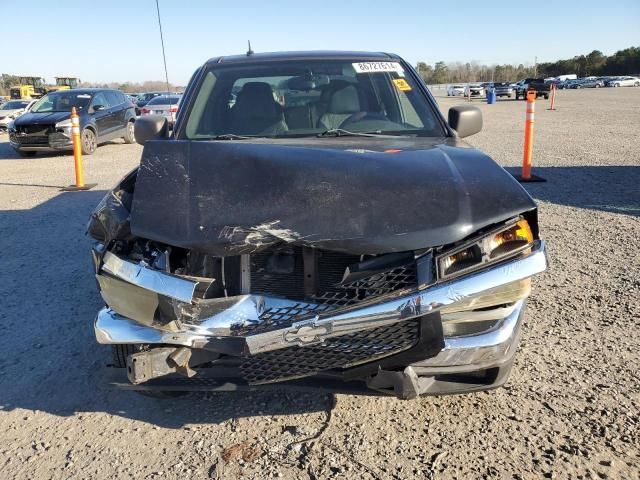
410;300;524;375
96;241;547;361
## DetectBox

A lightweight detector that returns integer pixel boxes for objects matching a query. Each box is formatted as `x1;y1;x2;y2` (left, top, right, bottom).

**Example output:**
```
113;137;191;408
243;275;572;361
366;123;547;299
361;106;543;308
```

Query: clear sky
2;0;638;85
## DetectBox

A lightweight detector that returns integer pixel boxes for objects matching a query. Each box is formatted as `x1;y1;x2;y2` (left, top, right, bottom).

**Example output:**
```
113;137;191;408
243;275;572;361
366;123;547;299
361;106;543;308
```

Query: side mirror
92;104;105;112
448;105;482;138
134;115;168;145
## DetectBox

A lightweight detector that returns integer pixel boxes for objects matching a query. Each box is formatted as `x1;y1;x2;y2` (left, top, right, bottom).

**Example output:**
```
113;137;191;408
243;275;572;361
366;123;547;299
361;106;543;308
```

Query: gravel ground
0;87;638;480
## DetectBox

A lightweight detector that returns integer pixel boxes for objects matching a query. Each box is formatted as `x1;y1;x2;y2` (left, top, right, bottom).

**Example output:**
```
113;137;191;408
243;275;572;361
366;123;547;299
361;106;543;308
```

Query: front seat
228;82;287;135
317;84;361;131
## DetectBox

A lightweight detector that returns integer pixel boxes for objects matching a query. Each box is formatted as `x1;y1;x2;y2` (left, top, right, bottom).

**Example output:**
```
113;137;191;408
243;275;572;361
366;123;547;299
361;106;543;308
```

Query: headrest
328;85;361;114
234;82;281;118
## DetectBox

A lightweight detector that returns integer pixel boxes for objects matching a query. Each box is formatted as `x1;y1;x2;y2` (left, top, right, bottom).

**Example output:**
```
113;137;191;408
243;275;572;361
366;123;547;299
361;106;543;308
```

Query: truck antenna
155;0;171;94
247;40;254;57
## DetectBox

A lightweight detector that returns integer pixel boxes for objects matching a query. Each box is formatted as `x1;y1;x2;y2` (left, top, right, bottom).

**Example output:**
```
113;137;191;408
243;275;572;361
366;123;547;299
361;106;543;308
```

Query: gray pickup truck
88;51;547;399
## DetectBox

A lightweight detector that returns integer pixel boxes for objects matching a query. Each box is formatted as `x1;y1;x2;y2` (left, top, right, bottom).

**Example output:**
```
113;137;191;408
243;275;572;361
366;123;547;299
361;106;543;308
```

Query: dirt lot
0;87;638;479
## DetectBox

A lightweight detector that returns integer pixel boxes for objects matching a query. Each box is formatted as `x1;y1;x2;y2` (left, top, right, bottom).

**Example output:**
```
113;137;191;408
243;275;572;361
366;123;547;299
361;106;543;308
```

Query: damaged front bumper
94;241;547;398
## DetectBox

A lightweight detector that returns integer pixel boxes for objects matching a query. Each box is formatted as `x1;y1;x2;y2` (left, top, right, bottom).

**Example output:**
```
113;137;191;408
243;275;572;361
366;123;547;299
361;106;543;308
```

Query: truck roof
206;50;398;65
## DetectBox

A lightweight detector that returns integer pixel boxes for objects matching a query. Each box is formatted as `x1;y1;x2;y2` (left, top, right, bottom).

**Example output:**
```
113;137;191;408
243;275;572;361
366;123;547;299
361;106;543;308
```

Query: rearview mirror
448;105;482;138
134;115;168;145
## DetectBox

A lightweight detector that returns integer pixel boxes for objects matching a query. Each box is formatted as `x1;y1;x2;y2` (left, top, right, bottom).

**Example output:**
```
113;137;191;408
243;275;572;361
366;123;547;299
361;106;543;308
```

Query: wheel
614;83;619;88
111;344;143;368
635;82;639;87
16;150;37;157
123;120;135;144
111;344;189;398
81;128;97;155
135;390;188;398
595;84;600;88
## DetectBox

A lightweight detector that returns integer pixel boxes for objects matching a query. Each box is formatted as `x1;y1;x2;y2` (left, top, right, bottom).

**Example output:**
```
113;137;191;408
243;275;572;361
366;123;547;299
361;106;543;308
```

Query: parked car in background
491;82;514;98
135;91;171;115
139;94;180;124
0;99;36;131
463;83;485;97
446;84;465;96
556;79;573;89
8;89;136;156
514;79;550;99
89;50;547;399
607;76;640;87
574;78;604;88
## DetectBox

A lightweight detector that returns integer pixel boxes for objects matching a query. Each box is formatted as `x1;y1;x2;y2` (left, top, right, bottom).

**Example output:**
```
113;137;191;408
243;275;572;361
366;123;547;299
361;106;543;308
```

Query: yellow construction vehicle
50;77;81;92
9;76;47;99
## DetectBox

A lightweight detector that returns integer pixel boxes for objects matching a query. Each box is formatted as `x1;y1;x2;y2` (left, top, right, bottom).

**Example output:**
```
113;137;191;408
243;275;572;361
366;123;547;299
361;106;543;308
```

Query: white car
464;83;485;97
609;76;640;87
446;84;465;96
0;100;35;130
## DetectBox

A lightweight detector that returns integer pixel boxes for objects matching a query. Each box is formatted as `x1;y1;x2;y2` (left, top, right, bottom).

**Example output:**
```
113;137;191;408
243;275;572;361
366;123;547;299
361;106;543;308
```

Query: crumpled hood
129;137;536;255
0;108;24;118
14;111;71;125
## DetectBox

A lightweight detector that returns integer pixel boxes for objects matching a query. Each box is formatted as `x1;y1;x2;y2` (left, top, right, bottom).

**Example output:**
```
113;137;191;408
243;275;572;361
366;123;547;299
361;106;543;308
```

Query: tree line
415;46;639;84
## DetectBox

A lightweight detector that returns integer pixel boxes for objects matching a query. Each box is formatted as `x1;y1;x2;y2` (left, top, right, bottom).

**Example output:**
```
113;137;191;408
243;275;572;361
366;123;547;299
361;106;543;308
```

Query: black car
89;51;547;399
9;89;136;156
135;92;171;115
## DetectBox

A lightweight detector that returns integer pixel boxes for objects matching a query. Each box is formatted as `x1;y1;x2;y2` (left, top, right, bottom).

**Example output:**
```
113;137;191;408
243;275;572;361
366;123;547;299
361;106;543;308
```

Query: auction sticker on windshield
352;62;404;74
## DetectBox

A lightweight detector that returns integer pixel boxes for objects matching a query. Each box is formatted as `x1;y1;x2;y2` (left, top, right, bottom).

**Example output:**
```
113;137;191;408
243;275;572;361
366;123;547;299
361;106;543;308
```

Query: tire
635;82;640;87
111;344;189;398
16;150;37;157
123;120;135;144
135;390;188;399
81;128;97;155
544;94;549;99
595;84;600;88
614;83;619;88
111;344;143;368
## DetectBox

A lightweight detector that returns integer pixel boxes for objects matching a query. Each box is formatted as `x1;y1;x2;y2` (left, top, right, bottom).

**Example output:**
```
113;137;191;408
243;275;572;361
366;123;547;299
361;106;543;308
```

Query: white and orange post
514;90;546;182
71;107;84;187
548;84;557;111
63;106;95;190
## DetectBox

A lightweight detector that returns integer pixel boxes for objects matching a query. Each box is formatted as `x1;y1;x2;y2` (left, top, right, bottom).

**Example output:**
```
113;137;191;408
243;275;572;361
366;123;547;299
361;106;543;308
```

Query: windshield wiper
317;128;385;138
209;134;259;140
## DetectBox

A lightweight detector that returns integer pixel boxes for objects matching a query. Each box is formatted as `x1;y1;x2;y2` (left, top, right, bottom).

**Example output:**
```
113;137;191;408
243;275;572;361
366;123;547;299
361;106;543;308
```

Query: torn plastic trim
95;241;546;355
101;250;198;303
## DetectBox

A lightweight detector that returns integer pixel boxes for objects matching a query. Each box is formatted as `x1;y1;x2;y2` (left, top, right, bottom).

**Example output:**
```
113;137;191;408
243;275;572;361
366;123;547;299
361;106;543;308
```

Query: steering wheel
339;111;388;128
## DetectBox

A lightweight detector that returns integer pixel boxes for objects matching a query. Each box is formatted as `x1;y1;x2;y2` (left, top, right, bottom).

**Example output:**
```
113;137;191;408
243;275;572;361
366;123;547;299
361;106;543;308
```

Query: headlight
55;118;72;129
437;219;534;280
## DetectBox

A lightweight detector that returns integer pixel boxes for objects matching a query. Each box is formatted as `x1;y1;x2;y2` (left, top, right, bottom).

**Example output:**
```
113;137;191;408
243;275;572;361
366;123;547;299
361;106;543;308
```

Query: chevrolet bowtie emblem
284;322;332;345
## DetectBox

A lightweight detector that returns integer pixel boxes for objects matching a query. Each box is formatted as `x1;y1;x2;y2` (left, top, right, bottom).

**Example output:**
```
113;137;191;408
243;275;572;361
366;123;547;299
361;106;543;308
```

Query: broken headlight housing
437;219;533;280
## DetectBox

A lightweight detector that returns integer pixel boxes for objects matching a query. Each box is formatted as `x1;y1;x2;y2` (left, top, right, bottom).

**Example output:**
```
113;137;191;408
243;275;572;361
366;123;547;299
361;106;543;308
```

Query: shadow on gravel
505;166;640;217
0;189;335;428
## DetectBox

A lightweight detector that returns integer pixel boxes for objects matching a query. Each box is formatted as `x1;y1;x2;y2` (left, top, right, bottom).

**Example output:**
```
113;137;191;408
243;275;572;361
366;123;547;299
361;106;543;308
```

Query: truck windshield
184;59;444;139
31;91;92;113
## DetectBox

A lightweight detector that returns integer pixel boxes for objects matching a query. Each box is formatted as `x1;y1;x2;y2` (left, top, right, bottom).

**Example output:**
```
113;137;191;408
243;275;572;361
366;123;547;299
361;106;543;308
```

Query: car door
90;92;112;139
105;91;126;135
